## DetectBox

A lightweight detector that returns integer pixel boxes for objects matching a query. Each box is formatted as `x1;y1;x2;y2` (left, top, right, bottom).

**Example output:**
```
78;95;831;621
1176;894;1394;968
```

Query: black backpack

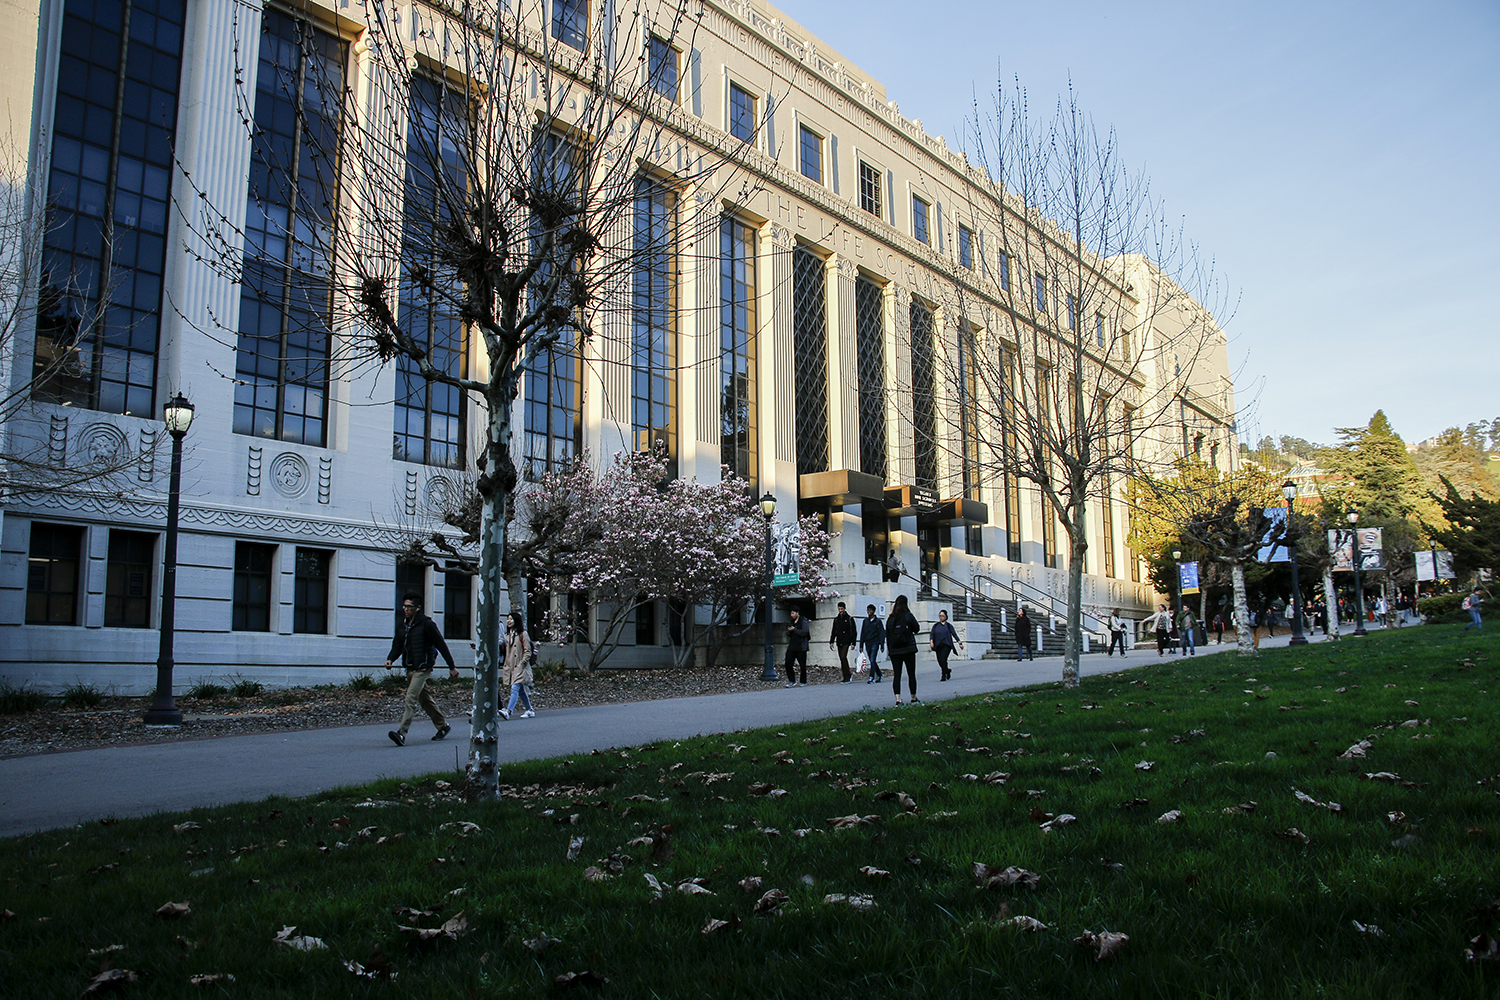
888;616;914;648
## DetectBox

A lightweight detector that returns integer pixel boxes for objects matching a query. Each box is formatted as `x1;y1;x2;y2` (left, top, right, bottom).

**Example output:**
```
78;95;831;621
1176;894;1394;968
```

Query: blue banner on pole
1178;561;1200;596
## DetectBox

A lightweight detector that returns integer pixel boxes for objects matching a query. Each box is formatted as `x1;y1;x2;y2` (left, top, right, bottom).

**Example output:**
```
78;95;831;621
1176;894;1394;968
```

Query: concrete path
0;630;1335;838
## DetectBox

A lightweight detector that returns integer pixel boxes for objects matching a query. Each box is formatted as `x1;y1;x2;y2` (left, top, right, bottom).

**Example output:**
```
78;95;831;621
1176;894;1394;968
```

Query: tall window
233;542;275;632
798;125;822;183
524;131;583;479
293;547;331;634
1000;348;1021;561
719;217;757;484
1100;487;1117;579
34;0;187;415
1042;508;1057;569
551;0;587;50
792;246;828;476
26;523;83;625
909;298;937;490
1095;313;1106;349
728;83;756;143
443;565;472;639
1066;294;1077;330
647;35;677;100
912;196;930;244
631;177;677;462
395;77;468;468
998;251;1011;292
956;330;980;500
1034;272;1047;313
855;277;886;480
234;10;347;446
105;530;155;628
858;161;881;216
958;225;974;269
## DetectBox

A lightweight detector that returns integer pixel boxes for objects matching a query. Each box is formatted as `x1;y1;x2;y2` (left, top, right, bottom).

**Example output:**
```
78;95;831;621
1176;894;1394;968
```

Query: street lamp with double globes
1282;480;1308;646
1348;509;1368;637
759;492;779;682
144;393;195;726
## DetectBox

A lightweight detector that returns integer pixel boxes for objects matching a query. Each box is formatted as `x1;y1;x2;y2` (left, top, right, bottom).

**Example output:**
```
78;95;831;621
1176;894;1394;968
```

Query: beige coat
503;630;533;687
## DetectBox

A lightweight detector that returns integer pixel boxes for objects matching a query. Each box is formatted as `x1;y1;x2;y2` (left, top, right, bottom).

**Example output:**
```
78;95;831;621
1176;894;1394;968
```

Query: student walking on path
1177;606;1198;656
784;608;810;687
1107;609;1128;657
829;602;858;682
1151;604;1173;656
385;592;458;746
1464;588;1485;630
886;594;922;705
929;609;964;681
501;611;535;720
859;605;885;683
1014;607;1035;661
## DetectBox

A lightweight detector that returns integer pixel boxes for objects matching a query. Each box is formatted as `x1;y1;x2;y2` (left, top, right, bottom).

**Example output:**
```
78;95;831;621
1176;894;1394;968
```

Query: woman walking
929;609;964;681
501;611;534;721
886;594;922;705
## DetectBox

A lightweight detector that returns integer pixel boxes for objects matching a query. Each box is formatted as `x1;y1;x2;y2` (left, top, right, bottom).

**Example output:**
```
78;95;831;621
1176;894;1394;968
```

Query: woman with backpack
886;594;922;705
501;611;535;720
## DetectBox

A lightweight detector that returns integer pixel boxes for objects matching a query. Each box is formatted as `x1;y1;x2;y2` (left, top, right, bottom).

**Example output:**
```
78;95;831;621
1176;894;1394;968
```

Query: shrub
347;673;377;691
186;682;228;700
1419;593;1470;625
229;677;265;698
61;683;105;709
0;682;49;714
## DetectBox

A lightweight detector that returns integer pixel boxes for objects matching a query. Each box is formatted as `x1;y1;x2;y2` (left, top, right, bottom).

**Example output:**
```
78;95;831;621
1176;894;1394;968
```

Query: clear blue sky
782;0;1499;448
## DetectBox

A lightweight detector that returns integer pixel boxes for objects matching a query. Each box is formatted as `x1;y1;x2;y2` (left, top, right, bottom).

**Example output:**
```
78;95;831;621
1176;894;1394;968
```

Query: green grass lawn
4;627;1498;998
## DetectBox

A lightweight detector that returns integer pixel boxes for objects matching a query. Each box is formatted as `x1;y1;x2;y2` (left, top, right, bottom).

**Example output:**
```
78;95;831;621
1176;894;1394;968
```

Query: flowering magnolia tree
521;448;836;670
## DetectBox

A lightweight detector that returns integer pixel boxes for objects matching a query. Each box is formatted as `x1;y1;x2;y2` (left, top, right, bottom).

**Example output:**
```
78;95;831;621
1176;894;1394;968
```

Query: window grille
105;530;154;628
719;217;757;483
859;161;881;216
631;177;677;466
855;277;886;480
910;299;937;490
792;247;829;476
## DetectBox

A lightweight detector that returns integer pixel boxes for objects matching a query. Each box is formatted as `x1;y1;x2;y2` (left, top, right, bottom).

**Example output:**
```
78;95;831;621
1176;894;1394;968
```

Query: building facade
0;0;1236;691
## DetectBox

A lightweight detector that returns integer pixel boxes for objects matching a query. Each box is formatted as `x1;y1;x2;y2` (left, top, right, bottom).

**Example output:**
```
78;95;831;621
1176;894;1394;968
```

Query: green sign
773;573;800;587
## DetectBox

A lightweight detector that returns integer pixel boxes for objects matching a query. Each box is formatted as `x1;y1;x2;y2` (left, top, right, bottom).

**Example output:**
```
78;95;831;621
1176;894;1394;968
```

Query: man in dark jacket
384;592;458;746
829;601;858;682
784;608;811;687
859;605;885;683
1014;607;1034;661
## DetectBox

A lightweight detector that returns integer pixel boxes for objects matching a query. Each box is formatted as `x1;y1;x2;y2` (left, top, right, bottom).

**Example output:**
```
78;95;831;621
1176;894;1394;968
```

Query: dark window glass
105;529;154;627
1067;294;1077;330
524;131;582;480
26;523;83;625
552;0;588;50
999;251;1010;292
34;0;186;415
1000;349;1022;562
792;246;828;477
443;566;472;639
1034;272;1047;313
910;298;937;490
728;83;755;143
631;176;676;469
233;542;275;632
1042;508;1057;569
719;217;757;484
859;161;880;216
233;10;346;446
1100;484;1117;578
798;125;821;183
635;598;656;646
957;330;980;500
293;547;331;634
1096;313;1106;349
912;197;929;244
648;35;677;100
854;276;886;481
958;225;973;269
395;76;469;468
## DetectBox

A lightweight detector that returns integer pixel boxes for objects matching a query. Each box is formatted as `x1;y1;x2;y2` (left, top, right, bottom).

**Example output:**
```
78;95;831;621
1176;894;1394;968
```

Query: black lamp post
144;393;195;726
759;492;779;682
1172;549;1182;653
1282;480;1308;646
1348;510;1368;637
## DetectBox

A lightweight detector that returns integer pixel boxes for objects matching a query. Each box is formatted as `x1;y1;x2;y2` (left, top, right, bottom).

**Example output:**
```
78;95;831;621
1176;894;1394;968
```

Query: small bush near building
229;677;265;698
0;682;49;714
186;682;228;700
347;673;377;691
60;683;105;709
1418;593;1469;625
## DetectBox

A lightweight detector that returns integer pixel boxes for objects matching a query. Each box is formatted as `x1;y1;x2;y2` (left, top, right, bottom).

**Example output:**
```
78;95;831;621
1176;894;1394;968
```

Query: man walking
829;601;858;682
784;607;810;687
1177;605;1198;656
859;604;885;683
385;592;458;746
1464;587;1484;630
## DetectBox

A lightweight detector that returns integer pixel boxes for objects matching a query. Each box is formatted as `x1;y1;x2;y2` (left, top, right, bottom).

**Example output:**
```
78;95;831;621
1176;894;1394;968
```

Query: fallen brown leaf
738;876;763;893
397;911;469;943
826;814;879;830
974;863;1041;890
1000;914;1048;932
272;926;327;951
1156;810;1182;825
859;866;893;879
81;968;138;996
523;934;561;953
1277;827;1311;845
554;971;610;990
1075;929;1129;961
154;902;190;920
822;893;877;911
188;973;235;986
753;889;789;914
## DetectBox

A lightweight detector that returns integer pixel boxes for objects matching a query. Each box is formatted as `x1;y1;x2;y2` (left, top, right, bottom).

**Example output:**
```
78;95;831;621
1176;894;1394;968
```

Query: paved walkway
0;631;1334;838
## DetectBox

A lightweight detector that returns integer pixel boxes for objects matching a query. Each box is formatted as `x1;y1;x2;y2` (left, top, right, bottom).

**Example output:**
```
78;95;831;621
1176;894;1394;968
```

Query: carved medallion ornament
77;423;130;466
269;452;311;499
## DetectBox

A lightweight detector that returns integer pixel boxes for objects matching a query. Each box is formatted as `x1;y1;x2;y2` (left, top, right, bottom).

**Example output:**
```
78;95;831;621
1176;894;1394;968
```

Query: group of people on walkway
806;596;966;706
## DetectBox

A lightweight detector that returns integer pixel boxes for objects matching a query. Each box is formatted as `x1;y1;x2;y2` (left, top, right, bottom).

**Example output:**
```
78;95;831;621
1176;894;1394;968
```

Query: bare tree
188;0;749;797
930;79;1234;687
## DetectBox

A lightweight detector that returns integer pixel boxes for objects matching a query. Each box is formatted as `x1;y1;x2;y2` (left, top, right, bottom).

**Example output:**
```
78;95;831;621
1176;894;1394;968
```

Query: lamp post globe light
1348;510;1368;637
1282;480;1308;646
144;392;195;726
759;492;779;682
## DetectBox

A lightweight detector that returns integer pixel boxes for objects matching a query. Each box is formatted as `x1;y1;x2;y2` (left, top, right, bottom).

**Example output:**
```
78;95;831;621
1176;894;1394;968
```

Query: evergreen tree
1426;478;1500;577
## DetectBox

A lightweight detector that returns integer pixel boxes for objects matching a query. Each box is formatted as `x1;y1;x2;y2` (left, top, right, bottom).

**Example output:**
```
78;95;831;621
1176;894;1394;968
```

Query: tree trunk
1061;503;1087;689
1229;560;1256;656
466;400;514;800
1323;568;1340;639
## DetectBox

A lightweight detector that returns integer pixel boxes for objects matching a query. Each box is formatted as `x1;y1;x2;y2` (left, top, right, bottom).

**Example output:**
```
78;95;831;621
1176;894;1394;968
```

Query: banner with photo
1414;549;1455;582
1329;528;1354;571
1256;507;1290;563
1357;527;1383;572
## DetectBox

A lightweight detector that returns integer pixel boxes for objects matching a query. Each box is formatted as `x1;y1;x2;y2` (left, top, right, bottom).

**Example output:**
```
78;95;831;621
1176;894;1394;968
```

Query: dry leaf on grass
738;876;763;893
87;945;126;958
1075;929;1129;961
582;866;613;882
875;790;919;812
1294;789;1343;813
826;814;879;830
1363;772;1401;782
439;821;482;836
999;915;1048;932
554;970;610;989
392;906;436;922
1157;810;1182;825
823;893;877;911
974;864;1041;890
753;889;789;914
1465;934;1500;962
1351;920;1386;938
859;866;892;879
155;902;191;920
1338;740;1372;759
676;879;713;895
1135;761;1154;771
188;973;235;985
81;968;138;996
172;822;201;834
1277;827;1311;845
644;874;665;900
1221;802;1258;815
398;912;469;943
1039;814;1077;834
523;934;561;953
272;926;327;951
700;915;742;935
566;836;585;861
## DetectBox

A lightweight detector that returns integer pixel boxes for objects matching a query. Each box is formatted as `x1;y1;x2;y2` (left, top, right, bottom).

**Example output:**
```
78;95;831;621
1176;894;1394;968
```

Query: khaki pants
398;669;445;734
